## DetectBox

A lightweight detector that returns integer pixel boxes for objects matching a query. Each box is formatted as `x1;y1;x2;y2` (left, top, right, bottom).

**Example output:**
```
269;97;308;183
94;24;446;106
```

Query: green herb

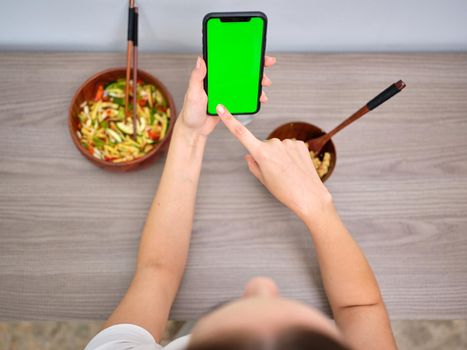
117;108;125;121
93;137;105;147
105;80;126;91
113;97;124;106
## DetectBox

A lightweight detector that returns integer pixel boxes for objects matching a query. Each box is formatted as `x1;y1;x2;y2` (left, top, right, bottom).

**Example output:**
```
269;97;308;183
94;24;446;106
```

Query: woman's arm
104;58;216;341
216;104;397;350
104;57;276;342
103;121;208;341
303;206;397;350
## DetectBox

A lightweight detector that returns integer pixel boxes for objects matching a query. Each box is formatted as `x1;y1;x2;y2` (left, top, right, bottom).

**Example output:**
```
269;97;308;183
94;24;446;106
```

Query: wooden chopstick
125;0;135;117
131;6;139;139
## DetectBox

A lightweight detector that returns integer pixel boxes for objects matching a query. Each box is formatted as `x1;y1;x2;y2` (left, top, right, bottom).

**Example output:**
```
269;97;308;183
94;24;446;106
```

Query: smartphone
203;12;268;115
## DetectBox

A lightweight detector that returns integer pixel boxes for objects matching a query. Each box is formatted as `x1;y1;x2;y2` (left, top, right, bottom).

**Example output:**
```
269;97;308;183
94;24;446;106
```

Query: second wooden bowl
267;121;337;182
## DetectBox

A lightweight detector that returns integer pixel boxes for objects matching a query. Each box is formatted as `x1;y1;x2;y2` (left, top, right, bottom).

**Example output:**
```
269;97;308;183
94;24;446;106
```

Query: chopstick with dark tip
307;80;406;155
125;0;135;117
131;6;139;139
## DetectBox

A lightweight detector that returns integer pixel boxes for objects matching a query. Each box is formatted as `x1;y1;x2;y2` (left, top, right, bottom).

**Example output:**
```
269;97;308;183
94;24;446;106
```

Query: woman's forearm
304;201;383;313
137;120;206;291
104;57;220;339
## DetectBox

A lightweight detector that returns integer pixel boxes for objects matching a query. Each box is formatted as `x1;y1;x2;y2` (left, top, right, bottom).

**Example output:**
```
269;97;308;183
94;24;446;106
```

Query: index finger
216;104;261;155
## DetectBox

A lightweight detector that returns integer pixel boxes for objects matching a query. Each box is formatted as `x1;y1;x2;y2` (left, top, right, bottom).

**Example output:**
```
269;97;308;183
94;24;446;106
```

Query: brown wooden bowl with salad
267;122;336;182
68;68;176;171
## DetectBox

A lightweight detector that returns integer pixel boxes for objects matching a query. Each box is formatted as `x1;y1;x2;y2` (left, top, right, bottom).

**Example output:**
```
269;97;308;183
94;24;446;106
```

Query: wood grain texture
0;53;467;320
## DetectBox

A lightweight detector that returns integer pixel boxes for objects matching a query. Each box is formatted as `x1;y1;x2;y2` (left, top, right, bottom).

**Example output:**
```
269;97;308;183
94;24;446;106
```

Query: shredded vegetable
76;79;170;163
309;151;332;178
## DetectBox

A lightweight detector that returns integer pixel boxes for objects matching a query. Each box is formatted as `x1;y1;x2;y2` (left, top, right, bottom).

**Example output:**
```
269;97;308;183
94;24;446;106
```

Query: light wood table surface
1;53;466;320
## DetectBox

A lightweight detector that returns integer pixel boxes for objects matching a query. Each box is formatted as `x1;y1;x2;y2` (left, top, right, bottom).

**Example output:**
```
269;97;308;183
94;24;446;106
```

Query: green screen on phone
205;16;265;115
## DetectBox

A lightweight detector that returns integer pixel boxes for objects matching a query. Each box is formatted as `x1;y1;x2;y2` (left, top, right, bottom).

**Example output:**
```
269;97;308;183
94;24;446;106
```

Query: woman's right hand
216;104;333;224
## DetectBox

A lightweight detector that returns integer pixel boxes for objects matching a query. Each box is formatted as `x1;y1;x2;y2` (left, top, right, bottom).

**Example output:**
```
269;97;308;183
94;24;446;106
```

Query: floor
0;320;466;350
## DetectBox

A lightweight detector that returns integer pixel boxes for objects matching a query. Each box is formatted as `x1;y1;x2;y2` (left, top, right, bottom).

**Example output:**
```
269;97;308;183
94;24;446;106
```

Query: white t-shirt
84;324;191;350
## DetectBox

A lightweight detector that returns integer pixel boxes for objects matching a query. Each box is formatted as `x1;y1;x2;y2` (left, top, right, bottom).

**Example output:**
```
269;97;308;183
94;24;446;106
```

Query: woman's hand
216;104;333;223
178;56;276;138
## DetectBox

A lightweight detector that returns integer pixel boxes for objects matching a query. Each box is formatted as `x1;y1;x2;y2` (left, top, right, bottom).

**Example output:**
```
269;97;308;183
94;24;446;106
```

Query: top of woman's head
187;327;350;350
188;277;349;350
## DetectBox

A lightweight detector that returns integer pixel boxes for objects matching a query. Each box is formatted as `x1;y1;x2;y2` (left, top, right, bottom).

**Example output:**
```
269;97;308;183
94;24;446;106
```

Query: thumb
182;57;208;116
186;56;206;98
245;154;263;183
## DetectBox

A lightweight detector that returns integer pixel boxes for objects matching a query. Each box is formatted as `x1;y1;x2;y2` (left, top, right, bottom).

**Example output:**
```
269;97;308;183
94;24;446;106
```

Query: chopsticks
125;0;135;116
307;80;407;154
132;7;139;139
125;0;139;139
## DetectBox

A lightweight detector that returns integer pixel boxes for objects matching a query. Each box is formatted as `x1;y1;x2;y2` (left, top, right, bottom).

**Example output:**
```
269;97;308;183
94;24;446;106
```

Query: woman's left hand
178;55;276;137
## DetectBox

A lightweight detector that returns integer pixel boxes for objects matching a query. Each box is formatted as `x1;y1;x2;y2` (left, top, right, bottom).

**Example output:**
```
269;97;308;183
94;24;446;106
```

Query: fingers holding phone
260;55;276;102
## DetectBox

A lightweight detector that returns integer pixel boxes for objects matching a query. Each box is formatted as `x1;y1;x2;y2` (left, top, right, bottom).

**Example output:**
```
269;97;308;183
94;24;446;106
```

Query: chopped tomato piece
94;84;104;101
148;129;160;141
157;106;167;113
88;145;94;155
138;98;147;107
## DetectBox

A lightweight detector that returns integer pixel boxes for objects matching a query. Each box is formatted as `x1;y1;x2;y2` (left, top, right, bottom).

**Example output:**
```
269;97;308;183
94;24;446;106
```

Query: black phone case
202;11;268;115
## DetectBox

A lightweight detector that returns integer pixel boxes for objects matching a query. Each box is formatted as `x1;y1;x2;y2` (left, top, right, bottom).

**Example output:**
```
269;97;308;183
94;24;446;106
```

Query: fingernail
196;56;201;69
216;104;225;115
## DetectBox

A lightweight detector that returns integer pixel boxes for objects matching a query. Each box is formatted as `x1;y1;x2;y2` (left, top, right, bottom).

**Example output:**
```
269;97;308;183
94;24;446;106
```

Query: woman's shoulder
164;334;191;350
84;323;161;350
84;323;191;350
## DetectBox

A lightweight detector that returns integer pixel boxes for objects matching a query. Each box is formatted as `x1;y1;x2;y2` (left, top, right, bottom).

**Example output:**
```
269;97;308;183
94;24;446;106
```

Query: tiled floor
1;320;466;349
392;320;467;350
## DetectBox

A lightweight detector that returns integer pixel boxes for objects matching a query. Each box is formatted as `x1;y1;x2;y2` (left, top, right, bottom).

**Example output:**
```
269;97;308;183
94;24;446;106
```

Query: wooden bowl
267;122;337;182
68;68;177;171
